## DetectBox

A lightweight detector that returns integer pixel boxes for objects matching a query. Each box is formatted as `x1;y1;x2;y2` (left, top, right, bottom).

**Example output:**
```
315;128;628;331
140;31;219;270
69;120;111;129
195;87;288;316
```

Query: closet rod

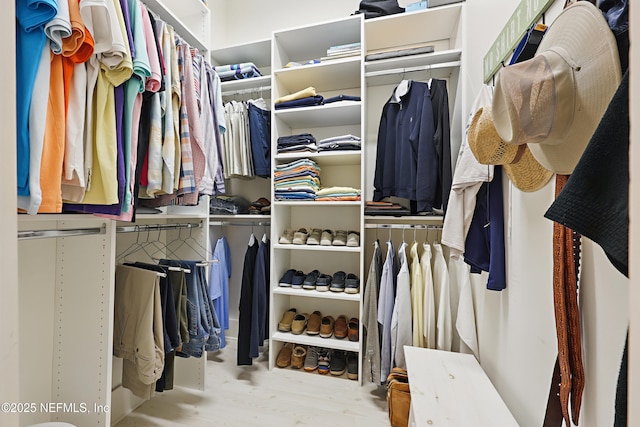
364;61;461;78
116;222;202;233
364;224;443;230
210;220;270;227
18;224;107;240
221;85;271;97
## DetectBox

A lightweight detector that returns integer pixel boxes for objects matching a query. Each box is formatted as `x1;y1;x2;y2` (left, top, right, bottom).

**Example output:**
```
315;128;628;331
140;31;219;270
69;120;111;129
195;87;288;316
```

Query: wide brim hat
468;106;553;192
491;2;621;175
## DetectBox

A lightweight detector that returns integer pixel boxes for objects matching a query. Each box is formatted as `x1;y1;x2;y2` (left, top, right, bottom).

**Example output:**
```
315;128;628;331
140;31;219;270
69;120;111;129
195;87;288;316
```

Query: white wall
0;2;19;426
210;1;630;425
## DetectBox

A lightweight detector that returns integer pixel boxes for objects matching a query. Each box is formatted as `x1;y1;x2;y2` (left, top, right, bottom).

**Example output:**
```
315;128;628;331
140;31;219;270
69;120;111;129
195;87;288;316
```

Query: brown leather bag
386;368;411;427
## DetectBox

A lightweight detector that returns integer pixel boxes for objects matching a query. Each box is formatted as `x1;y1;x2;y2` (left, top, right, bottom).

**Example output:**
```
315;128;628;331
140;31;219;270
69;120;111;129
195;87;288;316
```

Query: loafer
302;269;319;290
278;308;297;332
306;311;322;335
346;231;360;247
344;273;360;294
292;228;309;245
320;229;333;246
278;269;296;287
291;313;309;334
334;315;348;339
315;273;332;291
276;343;294;368
320;315;335;338
292;270;306;289
330;270;346;292
346;351;358;380
306;228;322;245
348;317;359;341
291;345;307;369
279;228;294;244
332;230;347;246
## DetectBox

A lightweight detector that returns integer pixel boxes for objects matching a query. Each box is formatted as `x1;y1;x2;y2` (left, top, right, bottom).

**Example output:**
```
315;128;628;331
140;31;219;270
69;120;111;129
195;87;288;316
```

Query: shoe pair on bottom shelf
278;269;360;294
276;342;307;369
303;346;359;379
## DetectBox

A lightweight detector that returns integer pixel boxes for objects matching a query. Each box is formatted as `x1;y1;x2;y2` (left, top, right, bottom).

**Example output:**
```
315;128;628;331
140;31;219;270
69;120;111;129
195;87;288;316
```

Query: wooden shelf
274;102;361;128
272;332;360;352
273;286;360;301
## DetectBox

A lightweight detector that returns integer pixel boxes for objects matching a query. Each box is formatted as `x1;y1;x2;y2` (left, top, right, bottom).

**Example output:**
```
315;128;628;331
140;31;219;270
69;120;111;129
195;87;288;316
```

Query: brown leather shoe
334;315;348;339
276;343;294;368
320;315;335;338
291;345;307;369
348;317;359;341
306;311;322;335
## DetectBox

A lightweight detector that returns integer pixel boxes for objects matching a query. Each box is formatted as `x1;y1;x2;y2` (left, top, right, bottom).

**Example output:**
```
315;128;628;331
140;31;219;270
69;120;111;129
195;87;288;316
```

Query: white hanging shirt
432;242;452;351
409;241;425;347
421;242;436;349
391;241;412;369
378;240;397;382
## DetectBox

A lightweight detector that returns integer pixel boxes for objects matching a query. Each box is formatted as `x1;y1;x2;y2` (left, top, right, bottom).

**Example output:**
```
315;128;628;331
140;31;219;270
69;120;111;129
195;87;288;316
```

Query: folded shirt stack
317;134;361;152
315;186;361;202
277;133;317;154
274;159;321;201
210;195;251;215
364;200;411;216
213;62;262;82
274;86;361;110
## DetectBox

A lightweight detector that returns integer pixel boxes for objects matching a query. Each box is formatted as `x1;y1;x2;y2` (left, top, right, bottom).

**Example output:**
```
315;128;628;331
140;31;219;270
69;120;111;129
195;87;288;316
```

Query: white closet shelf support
18;224;107;240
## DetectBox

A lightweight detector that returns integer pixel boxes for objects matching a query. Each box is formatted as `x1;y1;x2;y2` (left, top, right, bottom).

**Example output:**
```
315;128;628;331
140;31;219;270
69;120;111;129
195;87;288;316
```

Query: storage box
427;0;464;8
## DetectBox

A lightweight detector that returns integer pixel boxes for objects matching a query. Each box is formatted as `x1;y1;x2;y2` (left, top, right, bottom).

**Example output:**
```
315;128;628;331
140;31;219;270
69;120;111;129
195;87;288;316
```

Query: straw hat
491;2;621;175
468;106;553;192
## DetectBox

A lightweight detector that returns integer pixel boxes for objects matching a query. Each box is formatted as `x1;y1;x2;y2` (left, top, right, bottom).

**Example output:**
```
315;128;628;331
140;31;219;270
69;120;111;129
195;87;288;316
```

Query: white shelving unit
269;15;366;382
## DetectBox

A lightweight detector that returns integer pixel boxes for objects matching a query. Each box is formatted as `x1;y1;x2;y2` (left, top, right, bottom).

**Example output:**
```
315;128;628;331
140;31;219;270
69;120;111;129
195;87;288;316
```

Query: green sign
483;0;555;83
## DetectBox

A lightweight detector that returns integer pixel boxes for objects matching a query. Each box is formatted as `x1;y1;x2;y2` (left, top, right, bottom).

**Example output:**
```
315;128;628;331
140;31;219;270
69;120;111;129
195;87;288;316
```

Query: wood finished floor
114;339;390;427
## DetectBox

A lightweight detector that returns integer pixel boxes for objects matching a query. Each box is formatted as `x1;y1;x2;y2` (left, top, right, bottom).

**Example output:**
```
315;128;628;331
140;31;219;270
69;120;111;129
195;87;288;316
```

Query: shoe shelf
273;102;361;128
275;365;355;381
273;287;360;301
273;243;361;252
272;332;360;352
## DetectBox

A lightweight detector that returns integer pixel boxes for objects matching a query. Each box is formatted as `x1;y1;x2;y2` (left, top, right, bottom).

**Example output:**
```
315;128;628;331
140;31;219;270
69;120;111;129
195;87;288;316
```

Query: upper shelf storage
272;15;362;70
210;39;273;98
144;0;210;52
273;58;361;94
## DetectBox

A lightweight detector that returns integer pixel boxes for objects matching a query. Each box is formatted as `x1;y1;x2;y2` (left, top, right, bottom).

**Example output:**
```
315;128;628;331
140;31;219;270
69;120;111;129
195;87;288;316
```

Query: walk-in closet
1;0;636;426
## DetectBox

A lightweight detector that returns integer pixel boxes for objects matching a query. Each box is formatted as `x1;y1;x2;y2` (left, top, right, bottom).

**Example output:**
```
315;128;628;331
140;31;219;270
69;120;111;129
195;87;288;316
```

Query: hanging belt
544;175;584;426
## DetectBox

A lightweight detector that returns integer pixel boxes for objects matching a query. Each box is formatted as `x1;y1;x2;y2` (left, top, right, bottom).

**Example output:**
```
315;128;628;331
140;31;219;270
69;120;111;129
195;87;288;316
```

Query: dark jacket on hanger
373;80;438;213
250;238;270;358
429;79;452;213
237;238;259;365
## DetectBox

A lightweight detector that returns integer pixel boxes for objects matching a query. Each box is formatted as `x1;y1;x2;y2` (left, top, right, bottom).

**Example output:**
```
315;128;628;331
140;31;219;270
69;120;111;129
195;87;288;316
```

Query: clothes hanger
168;225;214;265
116;227;161;263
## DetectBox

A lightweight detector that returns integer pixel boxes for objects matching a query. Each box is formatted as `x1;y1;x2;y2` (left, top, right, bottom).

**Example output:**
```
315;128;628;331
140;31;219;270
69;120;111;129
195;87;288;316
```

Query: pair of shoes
278;308;297;332
346;231;360;247
317;348;331;374
346;351;358;380
330;350;347;376
248;197;270;214
345;273;360;294
292;228;309;245
320;315;335;338
315;273;332;291
331;230;360;246
302;270;320;290
306;311;322;335
306;228;322;245
329;271;346;292
291;312;309;334
276;342;295;368
334;315;348;339
348;318;359;341
304;346;319;372
320;229;333;246
279;229;294;244
278;269;306;288
291;345;307;369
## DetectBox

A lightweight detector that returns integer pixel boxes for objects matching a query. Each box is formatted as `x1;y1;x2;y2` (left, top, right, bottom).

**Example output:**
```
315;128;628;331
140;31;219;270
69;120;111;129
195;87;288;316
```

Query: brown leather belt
544;175;584;426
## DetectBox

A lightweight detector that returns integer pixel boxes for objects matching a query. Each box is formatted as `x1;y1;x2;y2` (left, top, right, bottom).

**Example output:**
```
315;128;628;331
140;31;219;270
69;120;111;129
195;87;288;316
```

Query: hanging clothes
237;235;259;365
209;235;231;349
420;241;436;349
409;240;425;348
429;78;452;214
250;236;270;358
391;241;412;369
432;242;452;351
378;239;397;381
363;239;382;385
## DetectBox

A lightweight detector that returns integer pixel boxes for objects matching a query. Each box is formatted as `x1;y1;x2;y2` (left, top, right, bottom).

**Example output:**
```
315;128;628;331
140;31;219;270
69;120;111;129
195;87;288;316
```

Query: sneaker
304;346;319;372
317;348;331;374
292;228;309;245
319;315;335;338
291;270;306;289
346;351;358;380
306;228;322;245
332;230;347;246
306;311;323;335
279;229;294;244
278;269;296;287
348;317;359;342
320;229;334;246
302;269;319;290
315;273;332;292
291;345;307;369
276;343;294;368
277;308;297;332
344;273;360;294
346;231;360;247
330;350;347;376
291;313;309;334
330;271;346;292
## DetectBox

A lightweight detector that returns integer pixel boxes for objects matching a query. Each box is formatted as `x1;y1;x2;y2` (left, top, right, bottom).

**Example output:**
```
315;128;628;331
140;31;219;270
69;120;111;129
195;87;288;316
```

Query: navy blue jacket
373;81;438;213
